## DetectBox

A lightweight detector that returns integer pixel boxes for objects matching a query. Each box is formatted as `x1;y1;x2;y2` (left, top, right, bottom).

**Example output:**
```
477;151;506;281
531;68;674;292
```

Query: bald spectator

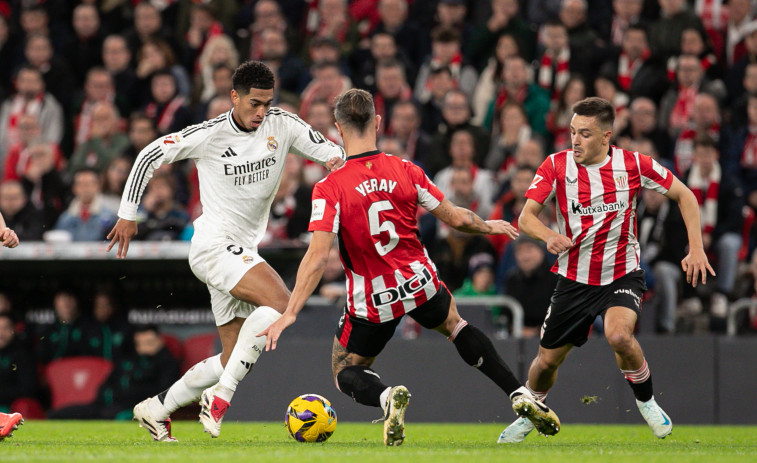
0;180;45;241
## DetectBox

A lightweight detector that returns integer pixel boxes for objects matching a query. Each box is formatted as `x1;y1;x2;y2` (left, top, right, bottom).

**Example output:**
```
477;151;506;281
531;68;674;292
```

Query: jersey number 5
368;200;399;256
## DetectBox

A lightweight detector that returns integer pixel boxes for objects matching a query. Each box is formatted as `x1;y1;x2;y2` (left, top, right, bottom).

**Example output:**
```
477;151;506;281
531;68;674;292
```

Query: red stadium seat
44;357;113;410
181;333;219;373
10;398;46;419
161;333;185;363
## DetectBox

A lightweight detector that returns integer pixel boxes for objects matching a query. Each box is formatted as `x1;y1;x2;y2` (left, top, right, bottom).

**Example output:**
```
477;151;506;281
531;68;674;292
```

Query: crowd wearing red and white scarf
688;160;721;235
538;47;570;103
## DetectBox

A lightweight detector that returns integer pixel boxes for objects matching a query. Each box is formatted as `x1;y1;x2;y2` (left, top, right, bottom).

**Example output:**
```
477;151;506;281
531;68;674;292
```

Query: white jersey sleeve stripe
416;184;440;211
127;147;164;204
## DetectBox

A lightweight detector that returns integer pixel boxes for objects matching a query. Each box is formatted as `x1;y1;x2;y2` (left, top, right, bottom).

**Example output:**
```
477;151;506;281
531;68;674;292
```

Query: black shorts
334;284;452;358
540;269;647;349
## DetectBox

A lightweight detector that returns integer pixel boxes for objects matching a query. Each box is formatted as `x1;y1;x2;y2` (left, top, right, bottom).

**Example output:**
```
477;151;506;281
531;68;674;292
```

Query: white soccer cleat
511;394;560;437
133;398;177;442
382;385;411;446
497;416;535;443
199;385;230;438
637;398;673;438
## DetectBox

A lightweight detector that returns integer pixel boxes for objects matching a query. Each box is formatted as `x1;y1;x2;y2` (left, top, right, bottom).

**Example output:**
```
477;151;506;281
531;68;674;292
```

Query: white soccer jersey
118;108;345;247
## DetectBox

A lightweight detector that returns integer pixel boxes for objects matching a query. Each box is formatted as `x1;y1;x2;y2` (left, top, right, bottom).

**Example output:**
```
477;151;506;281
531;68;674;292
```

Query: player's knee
605;330;633;352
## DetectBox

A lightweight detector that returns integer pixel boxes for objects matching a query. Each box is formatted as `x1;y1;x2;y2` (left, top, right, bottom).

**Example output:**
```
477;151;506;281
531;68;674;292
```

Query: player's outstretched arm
664;177;716;287
430;198;519;238
106;218;138;259
258;230;336;350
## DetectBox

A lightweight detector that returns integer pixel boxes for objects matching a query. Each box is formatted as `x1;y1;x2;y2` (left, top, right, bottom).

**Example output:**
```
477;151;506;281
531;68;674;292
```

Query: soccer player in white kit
107;61;345;441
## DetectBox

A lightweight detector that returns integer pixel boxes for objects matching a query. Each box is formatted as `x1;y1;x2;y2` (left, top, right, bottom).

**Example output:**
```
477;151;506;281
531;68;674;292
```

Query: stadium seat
181;333;219;373
45;357;113;410
161;333;185;363
10;398;46;419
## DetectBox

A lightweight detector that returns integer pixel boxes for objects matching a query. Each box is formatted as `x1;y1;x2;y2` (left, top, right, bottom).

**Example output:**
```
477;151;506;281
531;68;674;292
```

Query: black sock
452;324;521;395
627;376;654;402
336;365;388;407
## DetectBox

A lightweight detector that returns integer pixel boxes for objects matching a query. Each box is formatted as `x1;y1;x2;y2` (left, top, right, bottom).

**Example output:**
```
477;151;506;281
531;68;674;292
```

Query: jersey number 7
368;200;399;256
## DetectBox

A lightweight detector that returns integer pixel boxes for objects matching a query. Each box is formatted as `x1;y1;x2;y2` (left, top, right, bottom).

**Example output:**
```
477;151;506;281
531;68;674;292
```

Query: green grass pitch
2;421;756;463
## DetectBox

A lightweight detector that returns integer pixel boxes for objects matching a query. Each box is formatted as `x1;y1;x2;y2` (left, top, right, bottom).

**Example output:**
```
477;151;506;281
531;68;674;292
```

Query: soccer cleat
0;412;23;441
133;399;177;442
637;398;673;438
199;385;230;438
511;394;560;437
497;416;535;443
382;385;411;446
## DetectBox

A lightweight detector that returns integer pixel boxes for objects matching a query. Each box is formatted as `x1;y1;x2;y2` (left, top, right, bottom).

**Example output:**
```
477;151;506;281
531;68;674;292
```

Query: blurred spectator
176;0;236;48
101;156;132;204
513;139;546;172
666;27;720;84
637;189;688;333
267;154;312;244
374;59;413;135
298;61;352;116
143;69;193;136
306;36;351;75
36;289;101;364
429;90;491;177
599;24;668;103
304;0;360;58
502;235;556;337
726;21;757;107
241;0;294;62
63;4;104;86
559;0;601;53
373;0;427;71
487;56;550;137
194;34;238;104
195;64;234;123
648;0;705;61
672;92;721;176
134;171;189;241
0;15;19;95
0;313;37;412
727;94;757;210
466;0;537;70
122;113;158;160
453;252;497;298
69;101;129;174
23;33;76;113
17;142;67;231
434;129;498;220
487;165;535;256
617;97;671;161
48;325;180;420
305;100;341;145
536;20;593;104
205;96;233;120
723;0;753;68
659;54;726;137
0;66;64;159
728;62;757;130
54;168;118;242
354;32;413;94
124;2;181;66
316;245;347;300
487;102;535;177
2;113;60;180
472;33;520;127
593;74;629;134
258;28;309;97
135;39;192;103
92;288;132;361
71;68;127;150
547;76;588;153
0;180;45;241
418;66;455;136
685;134;744;329
601;0;645;47
414;26;478;103
102;35;138;114
389;100;431;168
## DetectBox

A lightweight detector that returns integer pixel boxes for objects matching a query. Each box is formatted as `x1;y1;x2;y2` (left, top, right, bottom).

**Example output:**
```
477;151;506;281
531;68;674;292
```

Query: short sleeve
309;179;340;233
525;156;557;204
638;153;674;193
405;160;445;211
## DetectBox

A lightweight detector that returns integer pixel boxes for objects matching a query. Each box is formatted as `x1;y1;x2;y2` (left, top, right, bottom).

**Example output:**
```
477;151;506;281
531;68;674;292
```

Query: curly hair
232;60;275;95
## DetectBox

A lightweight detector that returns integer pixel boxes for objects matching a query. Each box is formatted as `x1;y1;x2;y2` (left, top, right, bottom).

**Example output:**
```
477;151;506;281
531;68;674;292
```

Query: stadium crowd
2;0;757;418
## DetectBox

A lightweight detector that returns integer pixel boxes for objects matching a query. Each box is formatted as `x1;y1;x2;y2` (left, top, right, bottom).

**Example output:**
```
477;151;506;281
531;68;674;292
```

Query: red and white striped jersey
526;146;674;286
309;151;444;323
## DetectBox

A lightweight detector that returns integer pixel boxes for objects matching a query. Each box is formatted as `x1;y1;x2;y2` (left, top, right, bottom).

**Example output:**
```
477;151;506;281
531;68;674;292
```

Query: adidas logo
221;147;238;158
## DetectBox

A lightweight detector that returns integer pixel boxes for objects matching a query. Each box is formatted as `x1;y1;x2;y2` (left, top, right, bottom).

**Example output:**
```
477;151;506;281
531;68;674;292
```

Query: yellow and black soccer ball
285;394;337;443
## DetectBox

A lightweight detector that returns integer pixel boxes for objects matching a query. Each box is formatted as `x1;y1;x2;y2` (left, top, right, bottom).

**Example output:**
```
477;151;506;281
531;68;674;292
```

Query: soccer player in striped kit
498;97;715;443
260;89;561;446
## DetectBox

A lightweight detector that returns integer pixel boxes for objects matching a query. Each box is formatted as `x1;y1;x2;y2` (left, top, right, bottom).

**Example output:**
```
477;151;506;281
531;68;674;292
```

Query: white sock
154;354;224;417
217;306;281;403
379;387;392;411
525;381;548;402
509;386;531;401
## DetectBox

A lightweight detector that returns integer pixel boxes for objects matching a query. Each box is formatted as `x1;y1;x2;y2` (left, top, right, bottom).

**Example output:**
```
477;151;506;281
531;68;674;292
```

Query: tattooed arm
430;198;519;237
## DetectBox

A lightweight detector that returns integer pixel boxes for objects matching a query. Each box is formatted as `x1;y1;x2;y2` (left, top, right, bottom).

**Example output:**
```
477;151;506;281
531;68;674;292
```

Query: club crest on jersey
163;134;180;145
366;161;373;169
267;136;278;152
615;174;628;188
242;255;256;264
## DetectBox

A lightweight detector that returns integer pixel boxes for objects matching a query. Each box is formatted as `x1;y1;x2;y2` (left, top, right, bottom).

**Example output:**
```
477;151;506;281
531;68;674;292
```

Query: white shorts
188;236;266;326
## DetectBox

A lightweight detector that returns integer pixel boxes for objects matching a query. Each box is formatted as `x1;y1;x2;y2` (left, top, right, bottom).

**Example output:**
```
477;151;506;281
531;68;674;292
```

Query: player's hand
681;247;716;287
325;156;345;172
545;234;572;255
106;218;138;259
257;312;297;351
0;227;19;248
485;220;519;239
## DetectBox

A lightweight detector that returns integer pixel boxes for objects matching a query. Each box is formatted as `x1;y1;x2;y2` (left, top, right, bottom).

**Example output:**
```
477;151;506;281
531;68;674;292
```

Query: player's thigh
602;269;645;337
230;261;290;312
405;285;455;335
332;310;400;376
